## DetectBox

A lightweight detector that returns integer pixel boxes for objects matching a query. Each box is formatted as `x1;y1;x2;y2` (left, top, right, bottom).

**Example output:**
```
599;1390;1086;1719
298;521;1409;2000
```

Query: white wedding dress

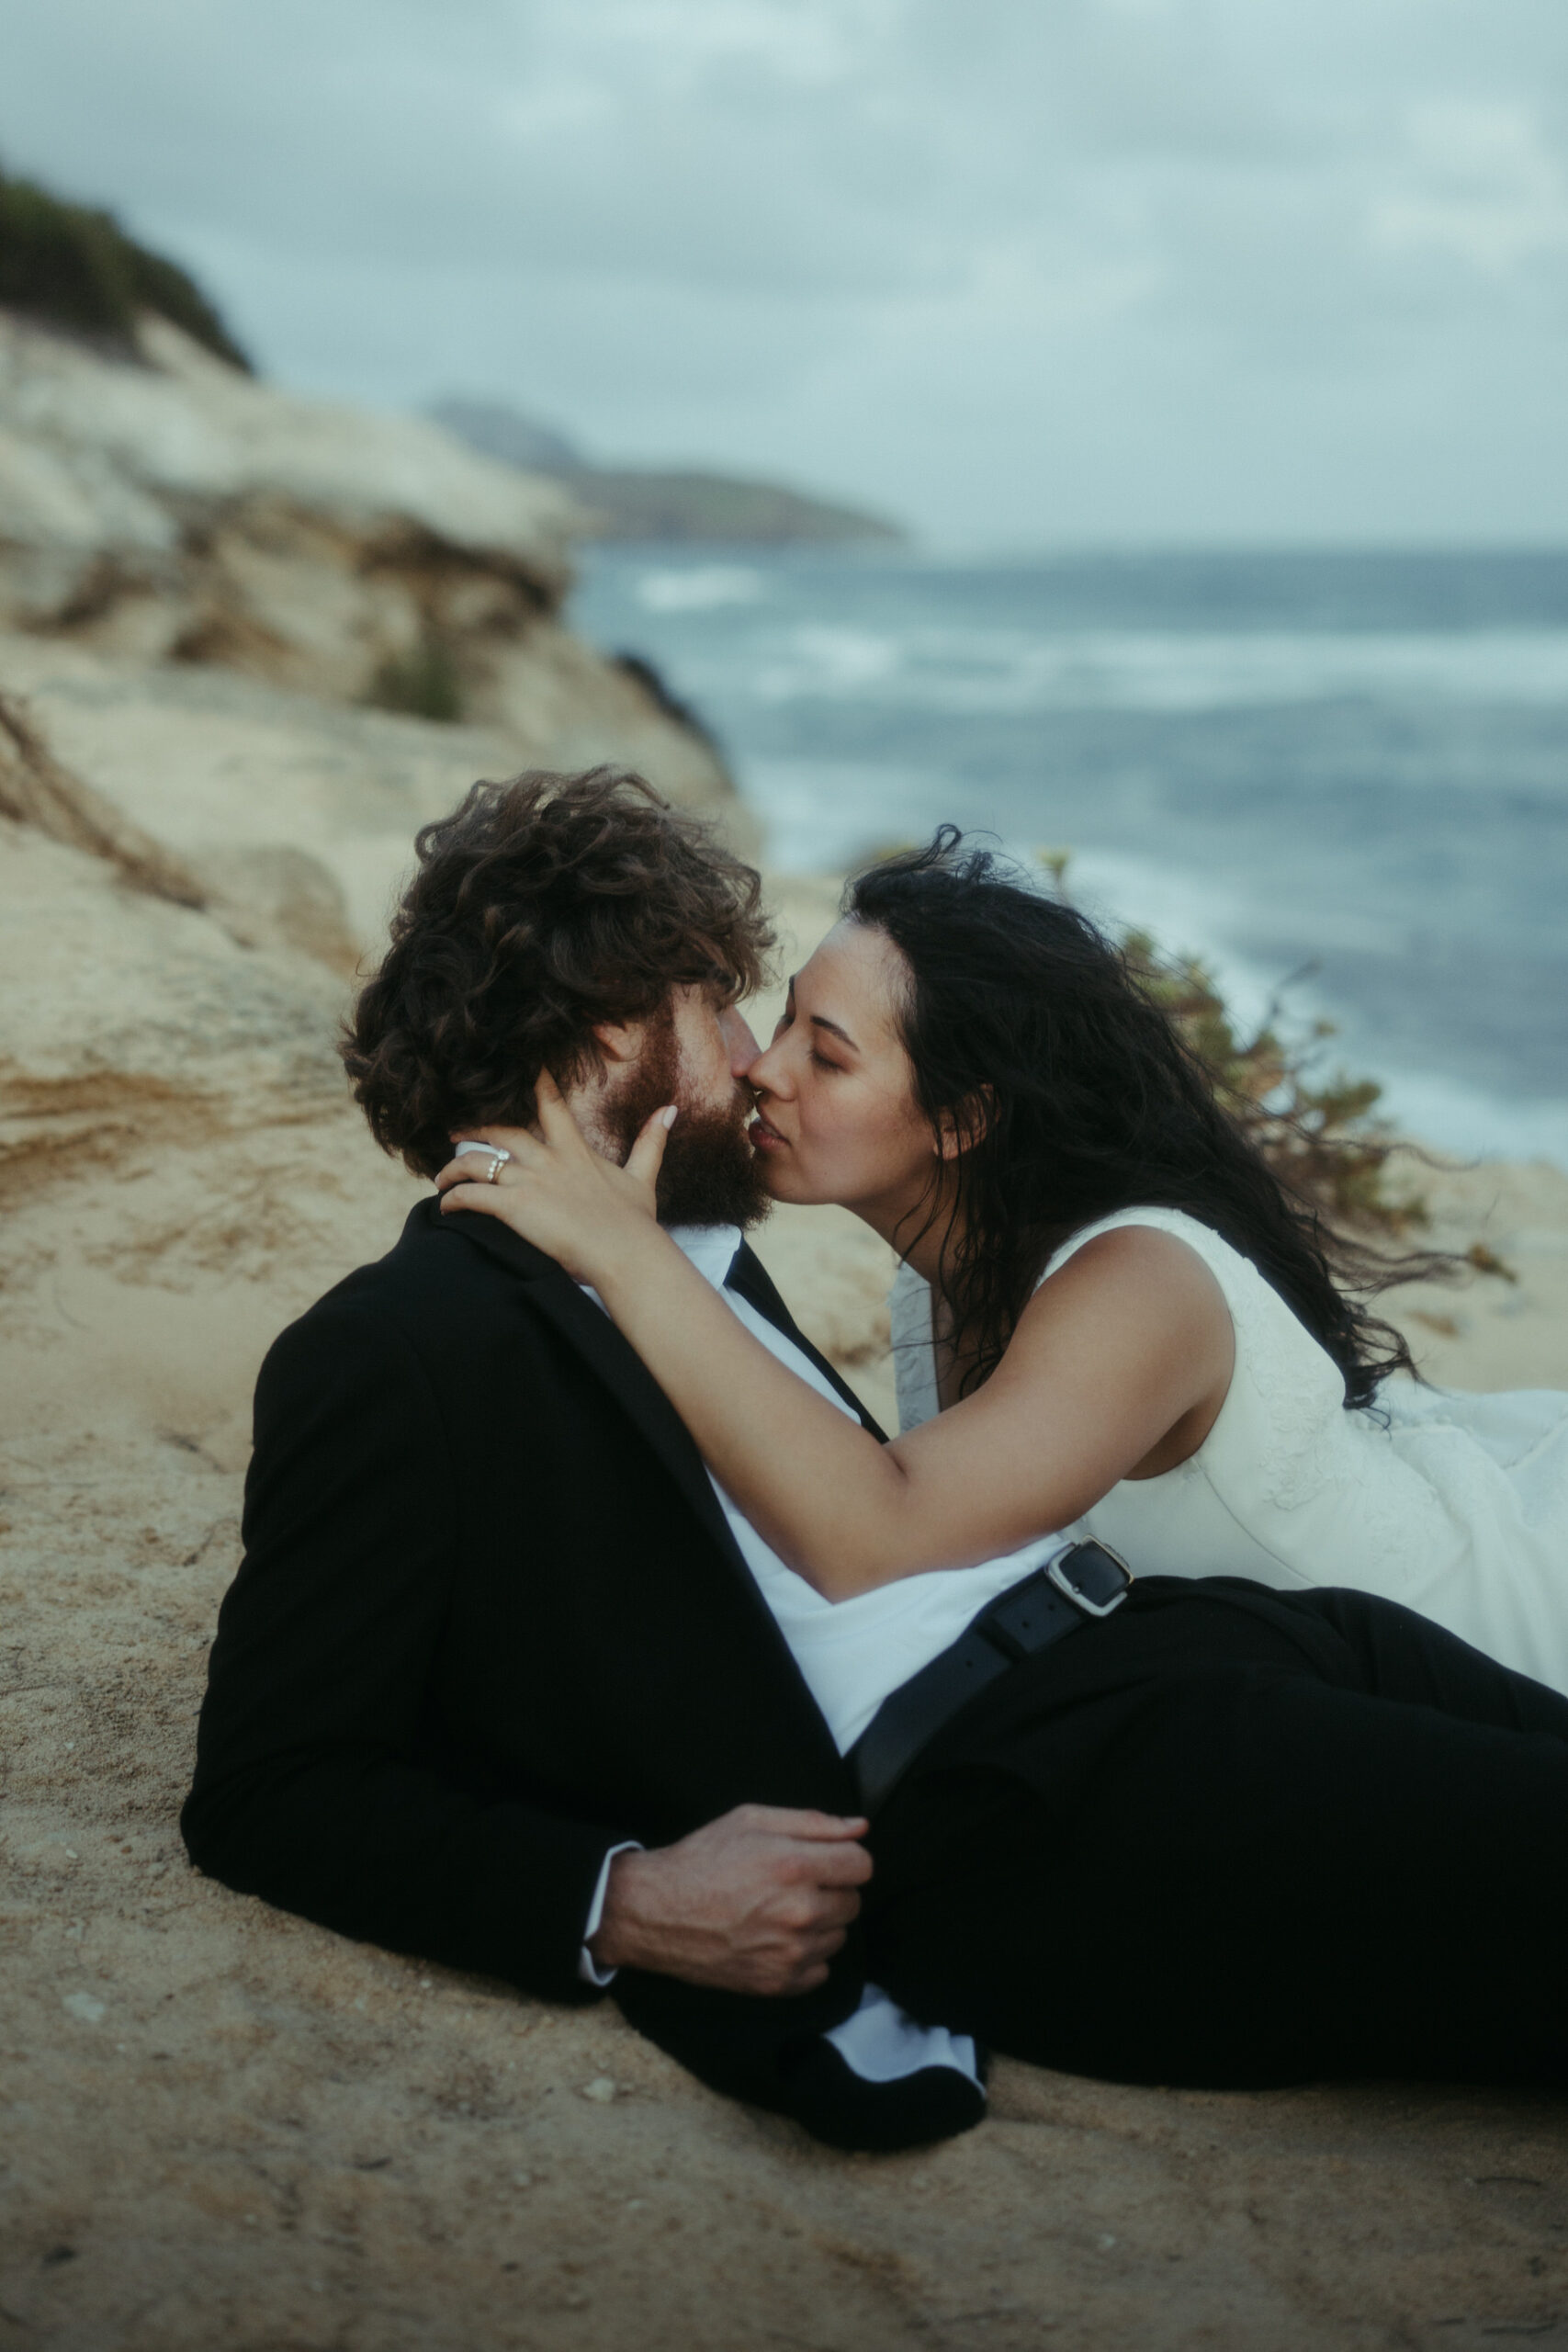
889;1205;1568;1692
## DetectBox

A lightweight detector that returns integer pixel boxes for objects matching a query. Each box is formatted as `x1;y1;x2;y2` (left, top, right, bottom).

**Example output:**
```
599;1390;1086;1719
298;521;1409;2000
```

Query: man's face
599;984;771;1229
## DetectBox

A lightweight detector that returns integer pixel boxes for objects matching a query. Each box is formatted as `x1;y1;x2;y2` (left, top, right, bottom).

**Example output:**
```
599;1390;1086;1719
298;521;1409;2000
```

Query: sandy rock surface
0;312;576;586
0;312;735;818
4;807;1568;2346
1380;1152;1568;1395
0;629;750;968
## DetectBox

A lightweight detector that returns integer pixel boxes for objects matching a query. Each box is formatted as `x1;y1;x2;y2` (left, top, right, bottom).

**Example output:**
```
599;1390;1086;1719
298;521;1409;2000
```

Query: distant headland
428;395;907;548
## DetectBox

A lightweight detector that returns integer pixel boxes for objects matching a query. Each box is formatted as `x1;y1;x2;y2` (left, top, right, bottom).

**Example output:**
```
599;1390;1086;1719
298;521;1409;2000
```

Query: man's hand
589;1805;873;1996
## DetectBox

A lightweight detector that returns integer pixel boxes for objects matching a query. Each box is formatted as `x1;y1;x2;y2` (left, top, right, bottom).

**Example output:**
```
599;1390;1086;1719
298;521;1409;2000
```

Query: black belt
847;1540;1133;1815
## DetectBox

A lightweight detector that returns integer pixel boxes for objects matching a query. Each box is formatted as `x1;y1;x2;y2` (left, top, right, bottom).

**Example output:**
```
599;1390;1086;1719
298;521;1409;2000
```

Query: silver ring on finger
455;1142;513;1184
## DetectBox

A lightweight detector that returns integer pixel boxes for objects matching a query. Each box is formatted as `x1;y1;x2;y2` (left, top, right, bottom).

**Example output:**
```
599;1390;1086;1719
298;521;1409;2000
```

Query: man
182;766;987;2149
185;768;1568;2146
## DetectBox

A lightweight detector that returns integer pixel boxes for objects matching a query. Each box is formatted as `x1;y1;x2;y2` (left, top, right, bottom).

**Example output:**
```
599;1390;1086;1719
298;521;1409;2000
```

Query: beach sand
5;857;1568;2350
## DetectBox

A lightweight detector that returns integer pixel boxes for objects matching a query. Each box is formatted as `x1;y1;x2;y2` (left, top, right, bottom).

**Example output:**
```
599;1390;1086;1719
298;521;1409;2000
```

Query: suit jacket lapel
430;1203;754;1580
724;1243;888;1443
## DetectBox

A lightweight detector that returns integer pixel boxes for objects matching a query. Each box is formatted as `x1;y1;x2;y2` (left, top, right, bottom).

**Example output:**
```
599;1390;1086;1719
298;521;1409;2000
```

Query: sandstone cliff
0;308;738;822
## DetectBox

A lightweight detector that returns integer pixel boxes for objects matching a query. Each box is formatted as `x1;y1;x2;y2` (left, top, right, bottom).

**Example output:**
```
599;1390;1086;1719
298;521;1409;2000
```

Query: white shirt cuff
577;1841;643;1986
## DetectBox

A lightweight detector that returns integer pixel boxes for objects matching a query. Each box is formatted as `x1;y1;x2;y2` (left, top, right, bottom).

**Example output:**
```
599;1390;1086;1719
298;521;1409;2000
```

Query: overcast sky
6;0;1567;543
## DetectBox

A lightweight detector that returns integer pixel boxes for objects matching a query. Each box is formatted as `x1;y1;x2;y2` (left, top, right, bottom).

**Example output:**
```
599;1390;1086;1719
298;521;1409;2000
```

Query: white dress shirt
578;1222;1072;2095
666;1227;1069;1749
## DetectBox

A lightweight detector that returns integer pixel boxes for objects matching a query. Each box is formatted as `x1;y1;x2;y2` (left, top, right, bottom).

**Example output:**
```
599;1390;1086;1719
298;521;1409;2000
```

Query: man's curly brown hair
342;767;773;1177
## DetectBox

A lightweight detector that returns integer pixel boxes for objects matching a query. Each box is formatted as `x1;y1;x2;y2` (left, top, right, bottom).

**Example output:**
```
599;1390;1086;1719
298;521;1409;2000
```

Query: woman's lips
749;1113;788;1151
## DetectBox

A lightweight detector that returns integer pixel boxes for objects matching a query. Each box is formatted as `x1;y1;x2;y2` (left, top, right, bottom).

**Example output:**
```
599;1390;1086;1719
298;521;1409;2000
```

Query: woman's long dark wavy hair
850;830;1432;1412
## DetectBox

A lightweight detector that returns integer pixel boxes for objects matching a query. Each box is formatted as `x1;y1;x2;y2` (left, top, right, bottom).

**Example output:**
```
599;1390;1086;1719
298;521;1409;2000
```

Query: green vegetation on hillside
1122;928;1427;1240
1120;926;1520;1297
0;165;252;370
1026;849;1444;1252
364;636;464;724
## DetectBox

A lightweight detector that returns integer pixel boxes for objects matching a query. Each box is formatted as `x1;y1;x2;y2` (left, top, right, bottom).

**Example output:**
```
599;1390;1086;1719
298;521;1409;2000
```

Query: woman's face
744;919;940;1228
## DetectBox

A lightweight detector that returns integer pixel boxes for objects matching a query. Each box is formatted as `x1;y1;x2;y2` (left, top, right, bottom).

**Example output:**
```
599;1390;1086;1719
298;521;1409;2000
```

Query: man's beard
602;1013;771;1231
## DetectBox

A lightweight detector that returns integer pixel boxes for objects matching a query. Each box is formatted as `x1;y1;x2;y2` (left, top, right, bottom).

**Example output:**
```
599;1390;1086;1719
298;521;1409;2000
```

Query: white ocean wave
633;564;766;613
745;623;1568;715
755;625;901;698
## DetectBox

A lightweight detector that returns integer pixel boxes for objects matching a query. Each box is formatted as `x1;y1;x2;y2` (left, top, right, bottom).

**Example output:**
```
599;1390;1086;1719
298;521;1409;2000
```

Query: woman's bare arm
588;1219;1231;1590
439;1091;1234;1597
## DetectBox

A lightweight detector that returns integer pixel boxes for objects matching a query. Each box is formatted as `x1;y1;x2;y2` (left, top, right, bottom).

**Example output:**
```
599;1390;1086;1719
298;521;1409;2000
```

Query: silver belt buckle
1047;1539;1133;1618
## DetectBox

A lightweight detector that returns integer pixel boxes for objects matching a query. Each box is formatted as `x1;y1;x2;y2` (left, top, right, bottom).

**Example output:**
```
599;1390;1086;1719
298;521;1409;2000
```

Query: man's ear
590;1017;645;1068
934;1087;992;1163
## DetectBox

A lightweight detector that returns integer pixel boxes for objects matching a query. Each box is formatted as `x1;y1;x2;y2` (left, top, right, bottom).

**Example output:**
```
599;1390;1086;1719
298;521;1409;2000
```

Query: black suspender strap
848;1541;1132;1815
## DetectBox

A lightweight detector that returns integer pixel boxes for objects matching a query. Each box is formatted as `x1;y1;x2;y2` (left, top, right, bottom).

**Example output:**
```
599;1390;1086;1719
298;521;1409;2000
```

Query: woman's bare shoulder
1013;1221;1234;1356
951;1216;1235;1491
1046;1218;1226;1282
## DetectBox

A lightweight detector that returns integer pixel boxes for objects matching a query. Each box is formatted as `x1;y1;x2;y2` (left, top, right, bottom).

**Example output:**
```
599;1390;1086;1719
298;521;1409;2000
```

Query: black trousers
865;1579;1568;2091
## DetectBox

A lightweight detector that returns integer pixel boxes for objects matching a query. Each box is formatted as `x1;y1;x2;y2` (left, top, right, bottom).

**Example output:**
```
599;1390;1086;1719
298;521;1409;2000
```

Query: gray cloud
5;0;1566;539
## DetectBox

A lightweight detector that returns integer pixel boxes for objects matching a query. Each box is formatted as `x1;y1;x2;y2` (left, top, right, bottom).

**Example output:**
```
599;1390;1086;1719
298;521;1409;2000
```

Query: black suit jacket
183;1199;976;2144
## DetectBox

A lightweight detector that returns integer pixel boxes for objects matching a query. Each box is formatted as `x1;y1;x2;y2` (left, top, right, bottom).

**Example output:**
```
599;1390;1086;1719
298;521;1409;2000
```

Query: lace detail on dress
1205;1246;1345;1513
1042;1209;1451;1574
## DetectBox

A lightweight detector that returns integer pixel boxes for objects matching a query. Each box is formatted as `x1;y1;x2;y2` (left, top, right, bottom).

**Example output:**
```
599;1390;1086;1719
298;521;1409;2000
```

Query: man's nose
723;1003;762;1078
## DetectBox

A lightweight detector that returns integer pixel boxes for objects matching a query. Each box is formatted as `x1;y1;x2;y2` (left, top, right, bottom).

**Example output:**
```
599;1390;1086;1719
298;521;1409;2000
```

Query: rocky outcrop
0;310;738;815
0;617;769;971
0;311;575;620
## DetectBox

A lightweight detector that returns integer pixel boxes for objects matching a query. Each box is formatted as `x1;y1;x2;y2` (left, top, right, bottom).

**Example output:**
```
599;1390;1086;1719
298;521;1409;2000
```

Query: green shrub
364;639;463;724
0;165;252;370
1121;928;1428;1241
1120;926;1527;1305
1033;847;1431;1244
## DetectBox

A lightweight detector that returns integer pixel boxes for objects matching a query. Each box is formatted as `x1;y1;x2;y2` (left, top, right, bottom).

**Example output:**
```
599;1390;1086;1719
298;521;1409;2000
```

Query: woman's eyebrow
786;973;860;1051
809;1013;860;1052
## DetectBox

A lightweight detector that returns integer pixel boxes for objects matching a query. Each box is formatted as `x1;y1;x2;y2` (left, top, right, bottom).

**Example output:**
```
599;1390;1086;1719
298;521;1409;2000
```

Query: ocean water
570;548;1568;1168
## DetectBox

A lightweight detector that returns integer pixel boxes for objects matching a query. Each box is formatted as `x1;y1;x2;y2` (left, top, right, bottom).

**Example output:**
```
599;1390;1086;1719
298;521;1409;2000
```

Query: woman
439;831;1568;1693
